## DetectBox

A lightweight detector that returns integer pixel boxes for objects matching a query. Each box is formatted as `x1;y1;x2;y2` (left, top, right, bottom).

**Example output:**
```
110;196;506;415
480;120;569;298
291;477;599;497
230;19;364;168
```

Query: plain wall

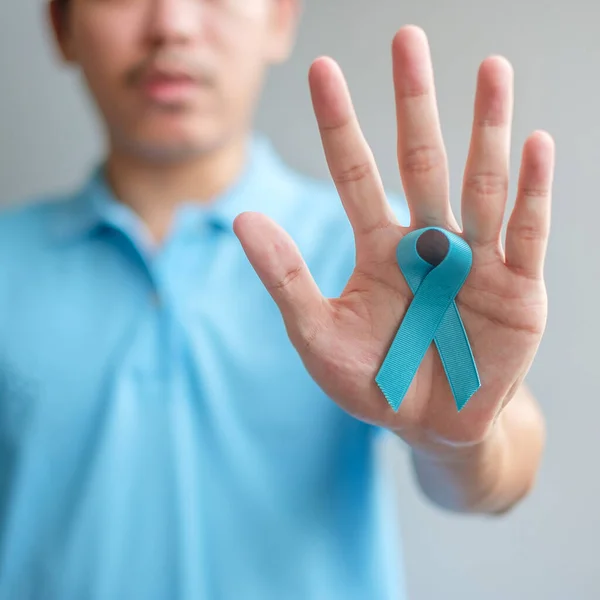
1;1;598;598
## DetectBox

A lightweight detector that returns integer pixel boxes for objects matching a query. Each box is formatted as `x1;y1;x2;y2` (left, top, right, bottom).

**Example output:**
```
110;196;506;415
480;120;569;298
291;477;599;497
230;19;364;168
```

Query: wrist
393;408;508;467
408;417;511;513
411;415;507;465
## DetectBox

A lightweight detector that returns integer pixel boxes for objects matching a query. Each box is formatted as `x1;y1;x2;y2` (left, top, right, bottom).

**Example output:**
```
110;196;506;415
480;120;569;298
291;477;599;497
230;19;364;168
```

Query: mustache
125;51;217;87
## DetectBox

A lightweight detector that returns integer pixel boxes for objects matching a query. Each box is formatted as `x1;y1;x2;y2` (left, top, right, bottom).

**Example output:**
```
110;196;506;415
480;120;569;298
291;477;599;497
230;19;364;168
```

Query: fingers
392;26;454;229
505;131;555;279
233;211;329;342
309;57;398;241
461;56;514;248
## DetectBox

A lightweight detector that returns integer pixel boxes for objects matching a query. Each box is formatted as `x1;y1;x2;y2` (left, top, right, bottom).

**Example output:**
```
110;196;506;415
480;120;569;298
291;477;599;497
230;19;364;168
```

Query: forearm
408;384;546;514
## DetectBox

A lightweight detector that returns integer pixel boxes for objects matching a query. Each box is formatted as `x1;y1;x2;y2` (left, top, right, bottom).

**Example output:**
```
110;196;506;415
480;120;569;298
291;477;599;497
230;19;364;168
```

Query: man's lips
138;70;202;104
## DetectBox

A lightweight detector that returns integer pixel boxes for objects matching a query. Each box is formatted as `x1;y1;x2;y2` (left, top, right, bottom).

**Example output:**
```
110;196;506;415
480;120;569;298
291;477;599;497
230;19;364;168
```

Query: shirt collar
49;133;297;242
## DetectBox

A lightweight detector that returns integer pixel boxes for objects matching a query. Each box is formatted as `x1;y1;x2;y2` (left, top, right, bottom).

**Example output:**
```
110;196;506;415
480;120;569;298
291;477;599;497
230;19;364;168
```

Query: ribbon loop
375;227;481;412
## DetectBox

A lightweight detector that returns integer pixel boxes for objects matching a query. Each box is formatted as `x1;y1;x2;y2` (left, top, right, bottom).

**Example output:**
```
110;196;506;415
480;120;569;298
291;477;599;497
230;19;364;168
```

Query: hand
234;26;555;454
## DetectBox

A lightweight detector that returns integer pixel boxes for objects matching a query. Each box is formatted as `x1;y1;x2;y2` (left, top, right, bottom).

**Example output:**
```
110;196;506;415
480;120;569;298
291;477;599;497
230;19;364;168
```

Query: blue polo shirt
0;135;410;600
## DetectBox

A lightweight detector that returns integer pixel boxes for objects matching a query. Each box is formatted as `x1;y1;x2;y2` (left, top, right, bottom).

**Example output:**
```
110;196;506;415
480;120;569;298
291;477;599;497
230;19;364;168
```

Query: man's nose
145;0;205;47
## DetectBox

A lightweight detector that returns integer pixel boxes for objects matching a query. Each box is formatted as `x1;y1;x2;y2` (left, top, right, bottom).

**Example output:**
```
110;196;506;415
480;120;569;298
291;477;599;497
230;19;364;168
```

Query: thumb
233;211;328;342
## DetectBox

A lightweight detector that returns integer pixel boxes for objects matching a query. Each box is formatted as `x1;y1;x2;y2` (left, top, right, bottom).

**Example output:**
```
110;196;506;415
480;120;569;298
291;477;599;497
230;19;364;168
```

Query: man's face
51;0;298;161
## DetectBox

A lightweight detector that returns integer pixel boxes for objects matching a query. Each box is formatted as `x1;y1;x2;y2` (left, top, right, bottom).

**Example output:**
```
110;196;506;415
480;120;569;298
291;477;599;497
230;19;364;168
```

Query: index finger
309;57;398;242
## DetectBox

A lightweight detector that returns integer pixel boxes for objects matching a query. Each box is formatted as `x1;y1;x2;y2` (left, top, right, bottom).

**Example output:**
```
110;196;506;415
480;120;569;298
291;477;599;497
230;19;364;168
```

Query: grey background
1;1;598;599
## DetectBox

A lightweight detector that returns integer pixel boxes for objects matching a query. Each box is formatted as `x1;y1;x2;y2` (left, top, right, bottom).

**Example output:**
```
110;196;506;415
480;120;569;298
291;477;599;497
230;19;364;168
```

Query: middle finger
393;26;456;229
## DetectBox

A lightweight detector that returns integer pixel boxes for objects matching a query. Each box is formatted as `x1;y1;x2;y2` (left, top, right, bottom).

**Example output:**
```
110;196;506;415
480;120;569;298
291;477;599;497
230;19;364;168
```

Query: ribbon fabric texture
375;227;481;412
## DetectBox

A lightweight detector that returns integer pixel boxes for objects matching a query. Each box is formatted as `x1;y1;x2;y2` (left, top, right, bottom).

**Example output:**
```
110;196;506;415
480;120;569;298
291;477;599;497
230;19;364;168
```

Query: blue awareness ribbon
375;227;481;412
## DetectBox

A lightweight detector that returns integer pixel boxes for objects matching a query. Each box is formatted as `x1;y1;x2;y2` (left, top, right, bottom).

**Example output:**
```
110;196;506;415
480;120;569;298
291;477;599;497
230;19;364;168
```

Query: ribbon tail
376;321;434;412
434;301;481;411
376;285;450;412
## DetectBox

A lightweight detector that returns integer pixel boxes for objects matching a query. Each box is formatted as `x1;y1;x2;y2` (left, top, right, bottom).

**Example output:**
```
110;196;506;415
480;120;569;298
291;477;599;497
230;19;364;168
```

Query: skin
50;1;552;515
50;0;300;239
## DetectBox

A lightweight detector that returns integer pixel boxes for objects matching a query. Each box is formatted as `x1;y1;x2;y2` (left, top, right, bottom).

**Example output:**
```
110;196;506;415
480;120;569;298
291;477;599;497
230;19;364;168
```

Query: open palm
234;26;554;452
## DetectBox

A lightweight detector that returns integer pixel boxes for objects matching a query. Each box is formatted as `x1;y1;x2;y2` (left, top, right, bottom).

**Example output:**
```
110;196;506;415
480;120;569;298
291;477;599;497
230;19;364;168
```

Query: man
0;0;553;598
